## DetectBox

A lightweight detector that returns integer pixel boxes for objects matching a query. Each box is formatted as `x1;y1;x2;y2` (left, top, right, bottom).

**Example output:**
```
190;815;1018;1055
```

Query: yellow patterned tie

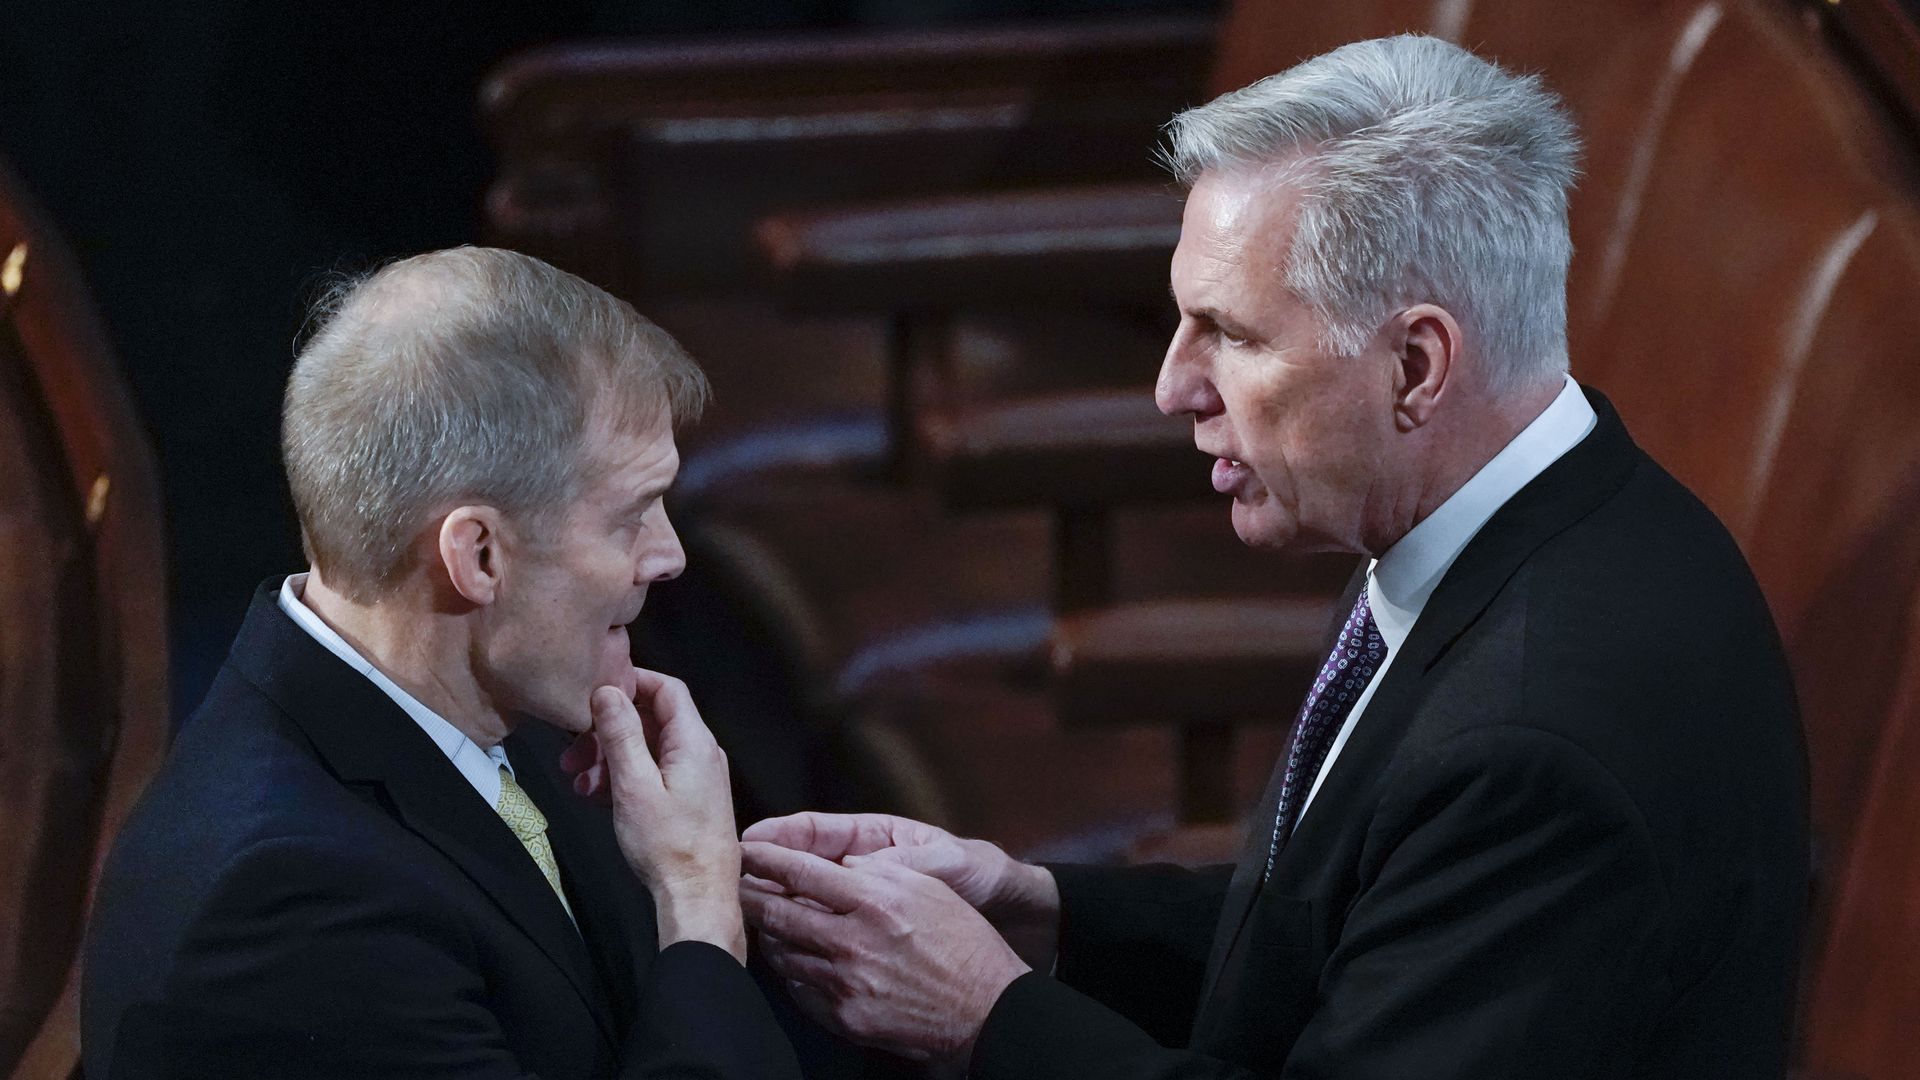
496;765;574;918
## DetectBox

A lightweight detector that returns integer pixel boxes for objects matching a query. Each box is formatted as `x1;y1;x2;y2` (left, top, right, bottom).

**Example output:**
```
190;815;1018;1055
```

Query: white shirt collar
1368;376;1597;649
278;573;512;807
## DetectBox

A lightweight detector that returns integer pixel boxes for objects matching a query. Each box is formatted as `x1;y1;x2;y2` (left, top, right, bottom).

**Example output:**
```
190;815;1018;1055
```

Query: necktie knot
495;767;550;844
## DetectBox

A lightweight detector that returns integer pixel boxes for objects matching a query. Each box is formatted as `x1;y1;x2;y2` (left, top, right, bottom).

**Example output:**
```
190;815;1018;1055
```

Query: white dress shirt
279;573;514;808
1294;376;1598;828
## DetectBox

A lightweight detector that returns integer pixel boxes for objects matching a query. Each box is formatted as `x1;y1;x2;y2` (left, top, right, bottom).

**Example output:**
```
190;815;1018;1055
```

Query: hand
590;668;744;962
558;730;608;802
743;812;1061;969
738;841;1030;1064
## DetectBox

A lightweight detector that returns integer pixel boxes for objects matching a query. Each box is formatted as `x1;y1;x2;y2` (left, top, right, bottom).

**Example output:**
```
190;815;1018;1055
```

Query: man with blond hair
739;35;1808;1079
84;248;801;1079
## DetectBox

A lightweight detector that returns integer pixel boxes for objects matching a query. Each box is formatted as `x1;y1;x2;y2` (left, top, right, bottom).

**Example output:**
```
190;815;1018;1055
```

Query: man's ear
438;505;505;606
1390;304;1461;431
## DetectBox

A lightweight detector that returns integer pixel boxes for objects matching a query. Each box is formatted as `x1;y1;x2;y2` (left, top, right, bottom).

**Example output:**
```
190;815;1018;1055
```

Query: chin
511;696;592;736
1231;502;1297;551
544;705;595;735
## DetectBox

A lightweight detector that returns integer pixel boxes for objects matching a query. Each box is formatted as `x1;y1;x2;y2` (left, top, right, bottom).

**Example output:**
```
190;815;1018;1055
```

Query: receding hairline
339;256;474;327
282;245;709;599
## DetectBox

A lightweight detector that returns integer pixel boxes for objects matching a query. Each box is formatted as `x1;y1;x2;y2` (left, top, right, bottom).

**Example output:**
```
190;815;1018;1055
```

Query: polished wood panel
756;183;1183;312
482;18;1213;297
0;161;166;1080
1799;575;1920;1079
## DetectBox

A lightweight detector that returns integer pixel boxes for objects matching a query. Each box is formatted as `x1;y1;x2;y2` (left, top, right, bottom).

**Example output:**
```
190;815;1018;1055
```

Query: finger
741;872;838;910
739;873;787;896
630;667;719;766
573;759;609;800
739;881;845;953
559;730;599;773
785;982;846;1039
757;937;837;988
860;840;967;881
591;685;661;795
563;728;610;800
845;852;953;896
740;841;880;913
741;812;919;860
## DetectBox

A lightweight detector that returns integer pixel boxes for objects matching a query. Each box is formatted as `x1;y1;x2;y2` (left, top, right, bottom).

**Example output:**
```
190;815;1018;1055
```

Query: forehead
1173;168;1307;294
579;408;679;500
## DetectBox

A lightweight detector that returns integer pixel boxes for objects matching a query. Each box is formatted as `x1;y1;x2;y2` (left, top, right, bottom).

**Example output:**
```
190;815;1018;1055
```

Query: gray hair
283;246;708;602
1163;35;1581;390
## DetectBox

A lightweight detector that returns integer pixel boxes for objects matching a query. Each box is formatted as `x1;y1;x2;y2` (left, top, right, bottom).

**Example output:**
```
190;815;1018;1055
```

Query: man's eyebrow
1171;283;1262;337
627;480;672;508
1188;304;1255;334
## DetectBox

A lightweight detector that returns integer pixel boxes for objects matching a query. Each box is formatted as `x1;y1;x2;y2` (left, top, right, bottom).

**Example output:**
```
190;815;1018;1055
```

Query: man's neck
1364;378;1565;557
301;571;513;748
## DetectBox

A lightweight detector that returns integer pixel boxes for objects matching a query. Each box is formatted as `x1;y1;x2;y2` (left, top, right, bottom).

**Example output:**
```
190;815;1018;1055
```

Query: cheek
1229;374;1308;492
1244;369;1372;484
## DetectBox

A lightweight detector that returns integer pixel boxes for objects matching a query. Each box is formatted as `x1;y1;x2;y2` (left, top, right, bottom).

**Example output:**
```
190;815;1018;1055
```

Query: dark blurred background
0;0;1220;721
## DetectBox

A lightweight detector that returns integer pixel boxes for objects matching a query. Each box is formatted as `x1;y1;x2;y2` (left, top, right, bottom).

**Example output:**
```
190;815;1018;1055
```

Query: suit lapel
506;730;657;1035
1196;388;1643;1017
225;584;619;1049
378;762;620;1047
1197;564;1367;1007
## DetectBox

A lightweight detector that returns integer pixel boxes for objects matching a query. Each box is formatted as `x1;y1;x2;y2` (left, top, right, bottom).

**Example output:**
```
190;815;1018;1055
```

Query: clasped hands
737;812;1062;1064
565;673;1061;1065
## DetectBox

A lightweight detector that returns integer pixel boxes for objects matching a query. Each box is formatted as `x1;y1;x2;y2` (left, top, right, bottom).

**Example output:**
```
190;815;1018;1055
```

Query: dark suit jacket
972;390;1809;1079
82;582;802;1080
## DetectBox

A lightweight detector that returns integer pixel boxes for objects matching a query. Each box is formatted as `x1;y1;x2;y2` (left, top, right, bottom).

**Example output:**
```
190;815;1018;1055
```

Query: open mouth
1212;457;1252;494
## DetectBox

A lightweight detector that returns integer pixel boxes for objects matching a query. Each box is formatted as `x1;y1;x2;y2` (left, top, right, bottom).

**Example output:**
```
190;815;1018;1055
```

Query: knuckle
843;966;877;1000
757;904;788;939
871;902;912;941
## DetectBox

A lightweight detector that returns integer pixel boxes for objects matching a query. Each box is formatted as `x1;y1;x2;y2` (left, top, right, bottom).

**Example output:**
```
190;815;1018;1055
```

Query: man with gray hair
738;35;1807;1078
83;248;803;1078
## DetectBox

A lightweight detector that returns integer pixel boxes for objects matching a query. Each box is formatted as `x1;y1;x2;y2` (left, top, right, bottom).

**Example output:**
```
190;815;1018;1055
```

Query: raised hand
558;730;608;801
738;841;1029;1064
590;668;744;962
743;812;1061;969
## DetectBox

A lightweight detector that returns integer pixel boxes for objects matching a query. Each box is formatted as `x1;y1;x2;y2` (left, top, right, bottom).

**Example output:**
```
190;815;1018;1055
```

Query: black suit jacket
972;390;1809;1079
82;583;802;1080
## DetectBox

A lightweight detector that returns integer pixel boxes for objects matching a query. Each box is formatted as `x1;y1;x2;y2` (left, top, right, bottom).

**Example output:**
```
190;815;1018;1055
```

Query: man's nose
1156;323;1219;418
640;507;687;583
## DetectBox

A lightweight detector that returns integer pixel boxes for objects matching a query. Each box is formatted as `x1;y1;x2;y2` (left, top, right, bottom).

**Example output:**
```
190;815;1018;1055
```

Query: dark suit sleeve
971;726;1670;1080
636;941;806;1079
1042;862;1233;1045
124;835;799;1080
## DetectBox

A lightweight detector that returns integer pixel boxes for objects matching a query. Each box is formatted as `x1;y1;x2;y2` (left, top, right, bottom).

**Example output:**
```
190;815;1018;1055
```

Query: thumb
591;685;661;794
860;842;965;882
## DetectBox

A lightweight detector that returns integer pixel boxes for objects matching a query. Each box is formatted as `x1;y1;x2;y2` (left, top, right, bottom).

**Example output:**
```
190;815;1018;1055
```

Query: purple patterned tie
1263;585;1387;879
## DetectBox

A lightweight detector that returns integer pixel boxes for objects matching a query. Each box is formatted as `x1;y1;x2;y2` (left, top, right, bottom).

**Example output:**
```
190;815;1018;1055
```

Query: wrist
952;946;1031;1067
984;862;1060;971
651;882;746;963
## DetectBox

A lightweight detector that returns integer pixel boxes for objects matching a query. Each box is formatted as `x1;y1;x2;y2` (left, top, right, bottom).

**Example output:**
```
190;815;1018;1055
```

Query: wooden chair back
0;160;167;1080
1449;2;1920;1074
